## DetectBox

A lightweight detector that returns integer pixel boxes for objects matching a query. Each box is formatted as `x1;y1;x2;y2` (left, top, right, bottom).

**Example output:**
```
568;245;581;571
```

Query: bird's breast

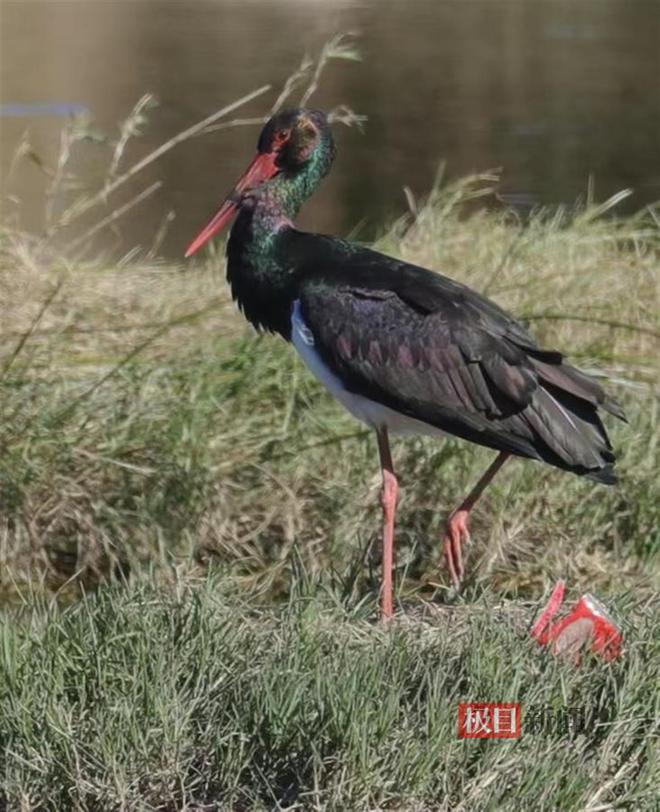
226;213;301;338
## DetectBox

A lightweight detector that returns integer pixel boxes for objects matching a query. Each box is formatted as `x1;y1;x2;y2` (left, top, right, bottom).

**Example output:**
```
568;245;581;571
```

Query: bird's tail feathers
522;382;619;484
531;358;626;422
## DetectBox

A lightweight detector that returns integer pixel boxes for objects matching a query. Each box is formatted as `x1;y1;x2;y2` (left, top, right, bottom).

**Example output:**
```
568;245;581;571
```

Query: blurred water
1;0;659;260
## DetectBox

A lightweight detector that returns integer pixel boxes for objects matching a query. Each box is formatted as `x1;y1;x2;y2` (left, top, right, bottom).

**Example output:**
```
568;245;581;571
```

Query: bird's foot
442;508;471;590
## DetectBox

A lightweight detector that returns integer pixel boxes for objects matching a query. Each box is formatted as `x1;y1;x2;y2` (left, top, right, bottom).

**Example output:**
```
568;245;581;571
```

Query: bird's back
282;229;625;483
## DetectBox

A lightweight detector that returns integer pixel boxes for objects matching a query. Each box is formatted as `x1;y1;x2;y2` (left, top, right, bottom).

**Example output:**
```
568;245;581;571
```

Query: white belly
291;300;443;437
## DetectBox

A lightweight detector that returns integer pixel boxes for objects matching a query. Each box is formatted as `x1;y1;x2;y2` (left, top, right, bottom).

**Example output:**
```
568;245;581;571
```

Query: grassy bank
1;176;658;603
1;175;659;808
1;580;659;810
0;579;660;812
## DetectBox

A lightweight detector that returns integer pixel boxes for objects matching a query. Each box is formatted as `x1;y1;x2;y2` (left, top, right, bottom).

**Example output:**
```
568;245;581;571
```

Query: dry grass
1;172;658;607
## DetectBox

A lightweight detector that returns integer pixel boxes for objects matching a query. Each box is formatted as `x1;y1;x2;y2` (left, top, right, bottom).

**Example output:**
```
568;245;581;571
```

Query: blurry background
1;0;659;258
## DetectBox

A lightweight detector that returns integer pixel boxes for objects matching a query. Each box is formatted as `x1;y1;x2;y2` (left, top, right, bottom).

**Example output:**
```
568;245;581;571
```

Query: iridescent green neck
256;131;335;225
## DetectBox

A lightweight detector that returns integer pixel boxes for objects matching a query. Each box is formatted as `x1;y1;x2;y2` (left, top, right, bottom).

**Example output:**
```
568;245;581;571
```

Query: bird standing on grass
185;108;625;620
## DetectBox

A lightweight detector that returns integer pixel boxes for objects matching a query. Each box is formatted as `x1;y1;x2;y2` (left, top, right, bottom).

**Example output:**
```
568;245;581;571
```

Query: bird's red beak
184;151;280;258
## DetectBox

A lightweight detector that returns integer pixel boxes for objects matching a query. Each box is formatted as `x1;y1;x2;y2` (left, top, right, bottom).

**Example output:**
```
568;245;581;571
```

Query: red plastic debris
531;580;623;663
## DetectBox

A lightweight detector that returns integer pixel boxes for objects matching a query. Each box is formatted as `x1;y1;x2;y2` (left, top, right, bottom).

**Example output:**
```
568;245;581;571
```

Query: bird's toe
443;509;472;589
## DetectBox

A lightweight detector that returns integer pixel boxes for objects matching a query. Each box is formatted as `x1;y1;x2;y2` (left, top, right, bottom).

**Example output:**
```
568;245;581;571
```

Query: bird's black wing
286;232;624;482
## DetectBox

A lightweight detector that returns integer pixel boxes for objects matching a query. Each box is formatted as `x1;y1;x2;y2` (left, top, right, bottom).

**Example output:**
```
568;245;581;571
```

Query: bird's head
185;108;333;257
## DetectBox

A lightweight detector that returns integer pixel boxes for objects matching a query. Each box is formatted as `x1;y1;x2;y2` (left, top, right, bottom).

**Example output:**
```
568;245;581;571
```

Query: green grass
1;580;658;810
1;173;659;808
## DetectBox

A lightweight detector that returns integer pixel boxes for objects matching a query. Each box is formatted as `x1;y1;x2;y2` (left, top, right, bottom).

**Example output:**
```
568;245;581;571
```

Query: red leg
443;452;509;589
377;427;399;621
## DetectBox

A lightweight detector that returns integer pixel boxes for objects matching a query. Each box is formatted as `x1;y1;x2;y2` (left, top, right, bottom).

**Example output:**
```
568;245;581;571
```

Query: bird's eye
274;129;290;147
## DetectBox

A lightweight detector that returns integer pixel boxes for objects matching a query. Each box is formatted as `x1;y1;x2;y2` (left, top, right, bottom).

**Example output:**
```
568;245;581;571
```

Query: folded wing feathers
300;285;622;482
531;358;627;422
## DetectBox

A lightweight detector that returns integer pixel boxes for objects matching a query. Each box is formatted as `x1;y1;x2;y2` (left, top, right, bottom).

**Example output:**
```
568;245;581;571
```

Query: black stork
185;108;625;620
